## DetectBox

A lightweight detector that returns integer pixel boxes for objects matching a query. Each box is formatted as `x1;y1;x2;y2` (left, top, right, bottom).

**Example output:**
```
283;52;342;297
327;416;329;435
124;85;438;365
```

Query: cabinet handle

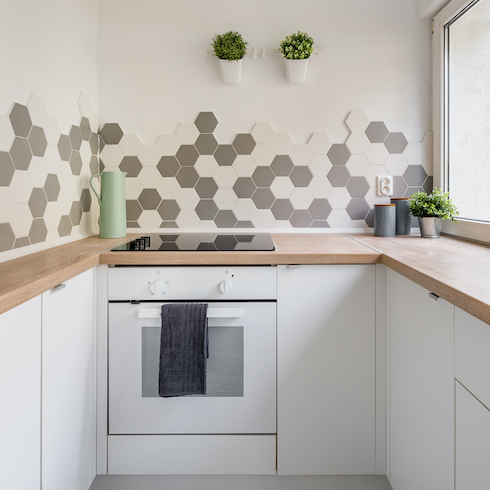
51;283;66;293
287;265;302;269
429;292;439;301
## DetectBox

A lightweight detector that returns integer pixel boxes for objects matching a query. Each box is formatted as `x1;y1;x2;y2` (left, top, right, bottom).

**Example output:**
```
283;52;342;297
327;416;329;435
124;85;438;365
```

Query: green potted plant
279;31;314;83
212;31;248;84
409;188;458;238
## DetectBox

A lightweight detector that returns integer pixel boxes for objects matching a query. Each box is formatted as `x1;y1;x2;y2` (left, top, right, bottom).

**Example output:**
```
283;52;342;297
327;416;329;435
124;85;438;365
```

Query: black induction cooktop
111;233;276;252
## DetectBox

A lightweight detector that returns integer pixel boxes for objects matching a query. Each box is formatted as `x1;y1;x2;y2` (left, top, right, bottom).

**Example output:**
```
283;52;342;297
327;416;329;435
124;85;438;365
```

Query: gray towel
159;303;208;397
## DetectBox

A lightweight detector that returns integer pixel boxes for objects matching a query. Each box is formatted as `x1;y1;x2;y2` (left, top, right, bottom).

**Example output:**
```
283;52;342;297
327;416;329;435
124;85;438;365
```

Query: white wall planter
285;59;309;83
219;59;242;84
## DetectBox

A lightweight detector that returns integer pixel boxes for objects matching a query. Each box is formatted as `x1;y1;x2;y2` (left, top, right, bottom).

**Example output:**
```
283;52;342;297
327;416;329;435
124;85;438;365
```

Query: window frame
433;0;490;243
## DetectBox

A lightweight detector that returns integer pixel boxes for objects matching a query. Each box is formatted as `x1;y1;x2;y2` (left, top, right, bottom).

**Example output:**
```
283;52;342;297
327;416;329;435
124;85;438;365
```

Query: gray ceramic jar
374;204;396;237
390;197;411;235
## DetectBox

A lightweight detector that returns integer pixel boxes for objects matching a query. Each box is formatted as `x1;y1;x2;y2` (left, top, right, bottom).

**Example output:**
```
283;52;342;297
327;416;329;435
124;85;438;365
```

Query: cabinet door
456;381;490;489
277;265;376;475
42;269;96;490
388;270;454;490
0;296;41;490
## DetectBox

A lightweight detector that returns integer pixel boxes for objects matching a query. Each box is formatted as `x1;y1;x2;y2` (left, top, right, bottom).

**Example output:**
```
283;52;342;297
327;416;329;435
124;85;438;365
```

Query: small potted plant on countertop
212;31;248;84
279;31;314;83
409;188;458;238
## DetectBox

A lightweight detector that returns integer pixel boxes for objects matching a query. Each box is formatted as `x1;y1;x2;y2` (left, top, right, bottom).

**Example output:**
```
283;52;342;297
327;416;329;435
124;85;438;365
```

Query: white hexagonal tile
43;200;63;231
57;162;75;189
327;209;351;228
138;145;161;167
385;154;409;176
422;154;433;175
214;187;238;209
308;132;332;155
27;156;48;188
78;92;99;132
176;188;200;210
251;144;275;166
100;144;124;167
119;134;143;156
233;155;257;177
195;155;219;177
137;209;161;229
43;115;61;145
364;186;387;207
252;209;275;228
346;132;370;154
346;154;370;176
273;220;292;229
270;176;294;198
0;114;15;151
26;93;49;128
233;199;257;221
125;177;143;200
345;110;370;133
289;188;314;209
290;144;313;166
175;122;199;144
156;134;181;156
44;145;62;174
365;143;389;165
251;122;275;144
270;133;294;154
57;187;74;215
328;187;351;209
137;166;162;188
10;170;33;203
309;154;332;176
0;187;15;222
176;209;200;228
214;166;237;187
365;165;388;186
80;140;92;166
308;176;332;199
157;177;181;199
10;203;33;237
403;142;427;166
349;219;369;229
422;131;433;154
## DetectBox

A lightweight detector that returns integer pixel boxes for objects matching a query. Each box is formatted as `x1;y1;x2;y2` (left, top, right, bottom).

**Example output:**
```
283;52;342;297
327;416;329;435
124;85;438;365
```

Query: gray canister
390;197;411;235
374;204;396;237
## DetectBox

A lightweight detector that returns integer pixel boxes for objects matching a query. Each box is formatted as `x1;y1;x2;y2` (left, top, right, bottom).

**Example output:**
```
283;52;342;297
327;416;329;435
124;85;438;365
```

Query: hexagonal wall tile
29;218;47;244
10;137;32;170
138;189;162;210
69;125;82;151
69;151;83;176
271;155;293;176
309;155;332;176
194;155;219;177
194;112;218;134
100;144;124;167
328;144;351;166
10;170;32;203
290;210;313;228
290;188;314;209
290;166;313;187
80;188;92;212
28;126;48;157
157;177;181;199
308;132;332;155
290;144;313;166
0;152;15;186
233;177;256;198
347;176;370;198
365;121;389;143
309;199;332;219
346;133;370;155
58;215;72;237
156;134;180;156
119;134;143;155
27;156;48;188
365;143;389;165
328;187;352;209
403;165;427;186
270;176;294;199
346;198;370;220
214;145;237;166
271;199;294;220
126;200;143;221
176;167;199;188
28;188;48;218
100;123;124;145
233;199;257;221
404;143;427;166
157;200;181;220
195;134;218;156
393;176;408;197
176;145;199;166
196;177;219;198
195;199;219;220
214;188;238;210
80;117;91;141
251;122;275;144
385;154;409;176
252;166;275;188
346;154;370;176
232;155;256;177
176;188;200;210
214;167;237;188
345;110;370;133
70;201;82;225
0;223;15;252
308;176;332;199
252;209;275;228
214;209;237;228
252;188;275;209
327;209;351;228
9;103;32;137
175;122;199;144
137;166;162;189
57;134;72;161
10;203;33;236
233;134;256;155
251;144;275;166
384;132;408;154
271;133;294;154
0;115;16;151
120;156;143;177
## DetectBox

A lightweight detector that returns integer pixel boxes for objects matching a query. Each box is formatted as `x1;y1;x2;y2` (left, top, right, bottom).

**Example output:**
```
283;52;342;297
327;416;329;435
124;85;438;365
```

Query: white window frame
433;0;490;243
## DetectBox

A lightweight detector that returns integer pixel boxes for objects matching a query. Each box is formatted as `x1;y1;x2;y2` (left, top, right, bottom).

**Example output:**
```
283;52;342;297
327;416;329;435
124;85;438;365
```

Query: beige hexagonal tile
195;155;219;177
403;142;427;166
422;131;433;154
289;188;314;209
99;144;124;167
138;145;161;167
156;134;180;156
27;156;48;188
308;132;332;155
10;203;33;237
308;176;332;199
137;166;162;188
137;209;161;229
251;122;275;144
309;154;332;176
10;170;33;203
345;110;370;133
176;188;200;210
327;209;351;228
290;144;313;166
214;187;238;209
44;144;63;174
251;144;275;166
157;177;181;199
233;198;257;221
0;115;15;152
125;177;143;200
176;209;200;228
365;164;388;186
233;155;257;177
271;133;294;154
346;132;371;154
346;154;370;176
214;166;237;187
365;143;389;165
175;122;199;144
252;209;276;228
328;187;351;209
119;134;143;156
0;187;15;222
270;176;294;199
385;154;409;176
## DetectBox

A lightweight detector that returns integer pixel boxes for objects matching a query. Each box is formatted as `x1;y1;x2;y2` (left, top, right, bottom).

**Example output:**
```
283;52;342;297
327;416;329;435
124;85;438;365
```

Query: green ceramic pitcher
89;171;127;238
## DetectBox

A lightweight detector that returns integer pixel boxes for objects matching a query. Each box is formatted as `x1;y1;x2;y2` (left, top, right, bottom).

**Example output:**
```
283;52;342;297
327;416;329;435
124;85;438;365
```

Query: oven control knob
219;280;234;294
150;280;164;294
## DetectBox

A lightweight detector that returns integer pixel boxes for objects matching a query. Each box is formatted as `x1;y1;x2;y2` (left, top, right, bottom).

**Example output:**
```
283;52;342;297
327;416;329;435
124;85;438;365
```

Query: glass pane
447;0;490;222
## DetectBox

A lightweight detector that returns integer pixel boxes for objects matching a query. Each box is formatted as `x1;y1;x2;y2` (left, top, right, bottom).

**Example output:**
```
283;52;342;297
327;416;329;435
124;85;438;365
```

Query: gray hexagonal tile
252;188;275;209
195;177;218;198
327;144;351;166
365;121;389;143
159;221;177;229
138;189;162;210
10;137;32;170
89;132;99;155
126;200;143;221
70;201;82;225
347;176;370;198
28;188;48;218
403;186;424;198
157;156;180;177
43;174;61;202
29;218;47;244
233;134;256;155
176;145;199;166
214;145;237;166
120;156;143;177
290;209;313;228
195;199;219;220
69;150;83;175
80;188;92;212
271;155;294;176
0;151;15;186
195;112;218;134
346;198;370;220
393;176;408;197
90;155;99;175
195;134;218;156
157;199;181;220
0;223;15;252
290;166;313;187
327;166;350;187
214;209;237;228
365;209;375;227
384;132;408;154
58;134;72;161
176;167;199;188
58;215;72;237
28;126;47;157
311;220;330;228
69;125;82;151
236;220;254;228
9;103;32;137
308;199;332;219
100;123;124;144
14;237;30;249
252;166;275;188
80;117;91;141
271;199;294;220
233;177;257;198
403;165;428;186
423;176;433;193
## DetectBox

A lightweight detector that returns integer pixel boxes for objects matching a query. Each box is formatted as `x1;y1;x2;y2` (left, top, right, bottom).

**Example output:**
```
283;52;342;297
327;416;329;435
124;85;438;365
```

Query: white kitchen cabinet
42;269;96;490
277;264;376;475
387;269;454;490
0;296;41;490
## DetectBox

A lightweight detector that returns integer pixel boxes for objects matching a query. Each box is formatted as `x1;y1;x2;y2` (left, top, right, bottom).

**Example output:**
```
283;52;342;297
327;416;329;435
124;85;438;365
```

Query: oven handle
137;307;243;319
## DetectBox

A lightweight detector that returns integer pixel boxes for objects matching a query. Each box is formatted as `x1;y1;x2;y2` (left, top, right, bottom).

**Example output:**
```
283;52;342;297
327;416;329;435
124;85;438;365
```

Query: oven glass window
142;326;244;397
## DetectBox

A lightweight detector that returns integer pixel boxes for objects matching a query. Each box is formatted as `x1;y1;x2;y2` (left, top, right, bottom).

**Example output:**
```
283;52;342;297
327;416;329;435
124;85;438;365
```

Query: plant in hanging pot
212;31;248;84
279;31;314;83
408;188;458;238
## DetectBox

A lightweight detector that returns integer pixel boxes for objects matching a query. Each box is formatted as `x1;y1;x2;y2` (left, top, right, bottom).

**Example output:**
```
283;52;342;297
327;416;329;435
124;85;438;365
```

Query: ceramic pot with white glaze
219;59;242;84
285;58;309;83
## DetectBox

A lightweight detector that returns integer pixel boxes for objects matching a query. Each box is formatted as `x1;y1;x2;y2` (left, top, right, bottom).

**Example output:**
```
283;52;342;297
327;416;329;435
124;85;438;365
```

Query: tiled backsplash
99;111;433;230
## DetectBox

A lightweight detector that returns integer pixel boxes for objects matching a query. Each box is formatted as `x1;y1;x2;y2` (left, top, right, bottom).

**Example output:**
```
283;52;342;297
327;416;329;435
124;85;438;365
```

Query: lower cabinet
277;264;376;475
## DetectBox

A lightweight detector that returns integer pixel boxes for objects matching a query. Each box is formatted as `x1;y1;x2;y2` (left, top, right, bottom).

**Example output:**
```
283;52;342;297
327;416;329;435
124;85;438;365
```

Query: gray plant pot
418;216;443;238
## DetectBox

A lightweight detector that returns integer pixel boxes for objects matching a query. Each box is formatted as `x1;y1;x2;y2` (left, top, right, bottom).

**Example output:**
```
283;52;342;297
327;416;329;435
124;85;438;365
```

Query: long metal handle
137;307;243;319
51;283;66;293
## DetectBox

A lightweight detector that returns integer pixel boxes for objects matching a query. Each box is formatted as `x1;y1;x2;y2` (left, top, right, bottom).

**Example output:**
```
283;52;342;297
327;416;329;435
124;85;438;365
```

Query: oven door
108;301;276;434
